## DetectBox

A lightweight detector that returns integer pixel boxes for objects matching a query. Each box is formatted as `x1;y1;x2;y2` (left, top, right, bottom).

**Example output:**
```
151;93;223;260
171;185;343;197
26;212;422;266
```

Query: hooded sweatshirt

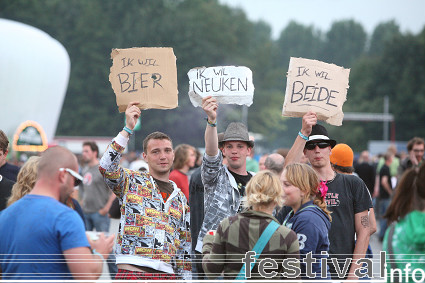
283;200;331;280
384;210;425;283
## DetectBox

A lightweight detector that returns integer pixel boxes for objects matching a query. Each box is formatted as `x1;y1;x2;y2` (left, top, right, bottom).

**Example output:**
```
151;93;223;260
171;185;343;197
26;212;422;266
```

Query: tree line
1;0;424;152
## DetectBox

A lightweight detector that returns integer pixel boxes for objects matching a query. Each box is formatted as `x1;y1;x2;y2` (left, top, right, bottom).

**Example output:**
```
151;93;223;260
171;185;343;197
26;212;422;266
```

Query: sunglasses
59;168;83;186
305;142;331;150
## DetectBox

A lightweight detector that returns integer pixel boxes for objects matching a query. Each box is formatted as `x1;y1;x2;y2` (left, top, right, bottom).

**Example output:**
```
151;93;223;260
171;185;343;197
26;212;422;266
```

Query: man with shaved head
0;146;114;280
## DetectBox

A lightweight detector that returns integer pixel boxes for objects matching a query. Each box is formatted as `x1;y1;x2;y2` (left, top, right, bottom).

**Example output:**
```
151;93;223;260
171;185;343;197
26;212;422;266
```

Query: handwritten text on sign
109;47;178;112
188;66;254;107
282;57;350;126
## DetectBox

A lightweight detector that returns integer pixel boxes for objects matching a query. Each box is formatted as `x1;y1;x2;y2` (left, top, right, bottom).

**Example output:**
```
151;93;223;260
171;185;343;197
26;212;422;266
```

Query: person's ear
142;152;147;160
58;169;66;184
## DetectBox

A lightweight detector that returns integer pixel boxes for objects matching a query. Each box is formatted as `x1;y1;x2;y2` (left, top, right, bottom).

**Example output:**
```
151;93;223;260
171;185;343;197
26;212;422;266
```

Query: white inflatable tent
0;19;70;143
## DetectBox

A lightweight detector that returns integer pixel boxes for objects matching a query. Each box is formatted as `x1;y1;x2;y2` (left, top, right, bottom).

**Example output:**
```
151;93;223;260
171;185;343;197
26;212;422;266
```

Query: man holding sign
98;102;191;280
194;96;255;274
283;111;372;280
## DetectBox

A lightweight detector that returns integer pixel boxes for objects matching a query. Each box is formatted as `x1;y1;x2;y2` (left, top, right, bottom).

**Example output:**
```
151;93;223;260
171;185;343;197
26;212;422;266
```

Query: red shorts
115;269;178;280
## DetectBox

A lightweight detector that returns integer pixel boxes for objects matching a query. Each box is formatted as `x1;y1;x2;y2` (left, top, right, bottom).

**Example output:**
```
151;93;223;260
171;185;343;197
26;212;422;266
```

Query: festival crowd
0;97;424;281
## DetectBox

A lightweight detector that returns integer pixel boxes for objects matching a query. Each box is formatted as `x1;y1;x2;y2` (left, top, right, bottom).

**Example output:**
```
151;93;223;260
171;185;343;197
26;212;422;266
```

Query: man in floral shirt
99;102;191;280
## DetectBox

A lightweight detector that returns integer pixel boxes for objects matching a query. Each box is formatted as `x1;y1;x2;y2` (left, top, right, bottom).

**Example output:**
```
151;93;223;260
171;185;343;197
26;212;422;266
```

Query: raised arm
202;96;219;157
99;102;141;196
283;111;317;168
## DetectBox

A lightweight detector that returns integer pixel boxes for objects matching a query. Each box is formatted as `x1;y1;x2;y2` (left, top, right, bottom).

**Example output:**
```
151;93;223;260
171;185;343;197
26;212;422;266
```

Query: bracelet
92;249;104;260
204;117;217;127
123;126;134;135
298;131;308;141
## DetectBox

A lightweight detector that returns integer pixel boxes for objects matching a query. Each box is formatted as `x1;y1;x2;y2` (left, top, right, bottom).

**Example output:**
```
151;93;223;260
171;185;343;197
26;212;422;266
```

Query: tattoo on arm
361;216;369;228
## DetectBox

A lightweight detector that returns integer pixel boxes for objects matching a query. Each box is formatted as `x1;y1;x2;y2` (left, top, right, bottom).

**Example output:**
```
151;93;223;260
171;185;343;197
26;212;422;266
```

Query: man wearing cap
284;111;372;280
195;96;255;254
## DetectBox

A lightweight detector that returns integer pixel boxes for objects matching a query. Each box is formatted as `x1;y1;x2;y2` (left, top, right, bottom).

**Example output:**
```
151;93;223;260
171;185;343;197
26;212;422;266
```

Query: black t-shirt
228;170;252;197
379;164;392;199
0;175;15;211
354;162;376;195
325;173;372;279
0;163;20;182
228;170;252;213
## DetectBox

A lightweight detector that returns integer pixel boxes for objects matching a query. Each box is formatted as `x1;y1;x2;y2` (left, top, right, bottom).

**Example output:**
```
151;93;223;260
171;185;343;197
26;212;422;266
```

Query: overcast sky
219;0;425;39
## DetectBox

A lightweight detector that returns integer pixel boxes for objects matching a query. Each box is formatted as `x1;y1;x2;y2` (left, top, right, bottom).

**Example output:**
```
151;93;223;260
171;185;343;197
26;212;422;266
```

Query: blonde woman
202;170;300;280
7;156;40;206
281;163;332;280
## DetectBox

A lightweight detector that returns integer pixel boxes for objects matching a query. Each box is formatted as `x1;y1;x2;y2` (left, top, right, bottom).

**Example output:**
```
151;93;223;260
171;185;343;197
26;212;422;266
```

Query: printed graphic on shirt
99;140;192;276
297;233;307;250
83;172;93;186
325;192;340;207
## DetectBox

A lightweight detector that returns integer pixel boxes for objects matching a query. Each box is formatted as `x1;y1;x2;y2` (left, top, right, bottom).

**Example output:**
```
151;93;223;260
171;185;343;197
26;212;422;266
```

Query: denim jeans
84;212;110;232
379;198;391;239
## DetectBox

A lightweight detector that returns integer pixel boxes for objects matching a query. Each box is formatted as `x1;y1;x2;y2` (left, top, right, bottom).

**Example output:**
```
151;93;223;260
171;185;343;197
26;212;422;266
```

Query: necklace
326;171;337;184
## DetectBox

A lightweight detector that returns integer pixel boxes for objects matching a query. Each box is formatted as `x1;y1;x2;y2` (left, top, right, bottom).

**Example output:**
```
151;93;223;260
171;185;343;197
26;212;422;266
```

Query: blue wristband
123;126;133;135
298;131;308;141
92;249;104;260
204;117;217;127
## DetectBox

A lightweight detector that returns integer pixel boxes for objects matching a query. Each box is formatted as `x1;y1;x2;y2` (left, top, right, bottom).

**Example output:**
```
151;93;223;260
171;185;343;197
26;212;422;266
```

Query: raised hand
125;101;141;130
301;111;317;137
202;96;218;123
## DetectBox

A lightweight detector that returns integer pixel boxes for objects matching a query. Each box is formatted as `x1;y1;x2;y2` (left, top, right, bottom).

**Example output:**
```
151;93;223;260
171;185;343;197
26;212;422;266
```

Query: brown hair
173;144;196;170
407;137;425;151
7;156;40;206
143;132;172;154
331;163;354;174
83;141;99;158
284;163;332;222
0;130;9;154
385;162;425;223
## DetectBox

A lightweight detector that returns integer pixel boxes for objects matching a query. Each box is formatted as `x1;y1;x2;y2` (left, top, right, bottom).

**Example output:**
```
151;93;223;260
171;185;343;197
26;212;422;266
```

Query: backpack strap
235;220;280;280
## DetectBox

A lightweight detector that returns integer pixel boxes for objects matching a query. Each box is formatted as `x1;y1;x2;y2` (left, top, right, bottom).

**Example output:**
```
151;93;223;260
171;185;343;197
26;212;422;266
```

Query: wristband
204;117;217;127
123;126;134;135
91;249;104;260
298;131;308;141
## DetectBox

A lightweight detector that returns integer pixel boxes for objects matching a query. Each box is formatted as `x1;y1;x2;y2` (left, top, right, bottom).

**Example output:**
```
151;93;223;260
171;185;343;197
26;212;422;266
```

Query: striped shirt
202;210;300;280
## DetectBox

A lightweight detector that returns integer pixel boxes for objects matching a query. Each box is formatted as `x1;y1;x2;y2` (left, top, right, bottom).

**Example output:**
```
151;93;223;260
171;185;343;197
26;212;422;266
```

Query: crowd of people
0;99;424;281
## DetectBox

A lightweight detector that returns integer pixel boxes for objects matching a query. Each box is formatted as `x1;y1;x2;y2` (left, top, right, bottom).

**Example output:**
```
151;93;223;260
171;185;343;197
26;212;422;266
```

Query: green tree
368;20;401;56
276;21;323;68
321;20;367;68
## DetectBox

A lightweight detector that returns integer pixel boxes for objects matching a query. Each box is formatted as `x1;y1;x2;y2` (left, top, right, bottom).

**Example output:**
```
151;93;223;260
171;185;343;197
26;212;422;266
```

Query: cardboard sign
187;66;254;107
282;57;350;126
109;47;178;112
